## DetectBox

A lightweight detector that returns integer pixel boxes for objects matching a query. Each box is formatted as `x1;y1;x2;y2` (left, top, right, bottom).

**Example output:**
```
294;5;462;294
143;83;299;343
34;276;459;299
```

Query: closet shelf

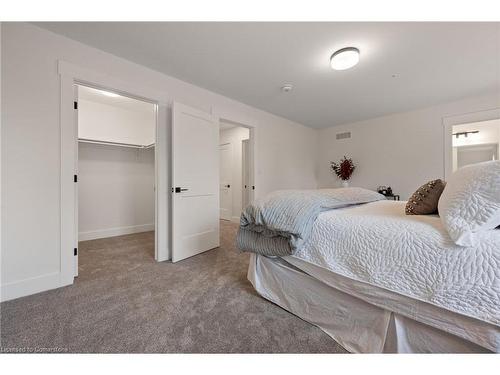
78;138;155;149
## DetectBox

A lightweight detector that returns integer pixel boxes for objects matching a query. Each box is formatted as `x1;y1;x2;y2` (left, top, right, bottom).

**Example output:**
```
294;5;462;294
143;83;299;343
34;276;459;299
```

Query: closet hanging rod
78;138;155;149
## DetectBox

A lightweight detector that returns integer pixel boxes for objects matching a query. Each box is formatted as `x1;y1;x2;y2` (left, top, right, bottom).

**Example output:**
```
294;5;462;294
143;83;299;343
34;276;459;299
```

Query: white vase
341;181;349;188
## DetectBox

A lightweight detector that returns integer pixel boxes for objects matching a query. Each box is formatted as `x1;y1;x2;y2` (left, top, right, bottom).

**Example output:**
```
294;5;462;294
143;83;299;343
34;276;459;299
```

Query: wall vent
336;131;351;140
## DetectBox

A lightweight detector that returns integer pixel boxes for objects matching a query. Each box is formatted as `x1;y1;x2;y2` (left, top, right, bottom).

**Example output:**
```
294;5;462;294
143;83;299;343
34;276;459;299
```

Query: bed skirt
248;254;495;353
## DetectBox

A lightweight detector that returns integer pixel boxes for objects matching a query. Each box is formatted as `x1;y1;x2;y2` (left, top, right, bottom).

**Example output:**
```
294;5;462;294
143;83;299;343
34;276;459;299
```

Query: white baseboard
79;223;155;241
0;272;69;302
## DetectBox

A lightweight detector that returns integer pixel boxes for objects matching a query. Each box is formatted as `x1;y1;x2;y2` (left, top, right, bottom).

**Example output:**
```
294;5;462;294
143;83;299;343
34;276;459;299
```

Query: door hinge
74;101;78;110
74;248;78;256
252;185;255;190
74;174;78;183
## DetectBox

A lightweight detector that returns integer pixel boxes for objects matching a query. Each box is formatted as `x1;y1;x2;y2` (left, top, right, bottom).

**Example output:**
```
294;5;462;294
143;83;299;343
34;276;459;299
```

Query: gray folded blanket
236;187;385;256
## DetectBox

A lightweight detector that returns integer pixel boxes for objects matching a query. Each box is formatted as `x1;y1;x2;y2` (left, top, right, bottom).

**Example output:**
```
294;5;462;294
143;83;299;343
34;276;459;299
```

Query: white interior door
242;139;250;209
219;143;232;220
172;102;219;262
246;129;256;204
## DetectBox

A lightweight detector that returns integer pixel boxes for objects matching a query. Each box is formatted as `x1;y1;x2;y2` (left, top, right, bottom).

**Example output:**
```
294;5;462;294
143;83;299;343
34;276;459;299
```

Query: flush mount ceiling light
330;47;360;70
281;84;294;93
100;90;120;98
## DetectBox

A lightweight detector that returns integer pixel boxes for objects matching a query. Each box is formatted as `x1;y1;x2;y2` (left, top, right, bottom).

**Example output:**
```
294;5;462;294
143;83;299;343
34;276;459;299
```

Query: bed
244;200;500;353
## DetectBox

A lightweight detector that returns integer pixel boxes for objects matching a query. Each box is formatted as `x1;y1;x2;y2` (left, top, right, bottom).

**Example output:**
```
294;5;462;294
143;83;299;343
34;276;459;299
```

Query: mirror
452;119;499;172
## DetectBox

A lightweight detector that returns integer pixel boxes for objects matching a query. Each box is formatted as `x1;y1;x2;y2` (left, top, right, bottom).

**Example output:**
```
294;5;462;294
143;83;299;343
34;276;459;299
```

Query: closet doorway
75;84;157;276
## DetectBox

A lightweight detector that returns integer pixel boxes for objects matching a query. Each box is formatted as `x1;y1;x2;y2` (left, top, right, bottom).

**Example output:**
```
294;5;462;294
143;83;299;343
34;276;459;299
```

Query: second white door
219;143;233;220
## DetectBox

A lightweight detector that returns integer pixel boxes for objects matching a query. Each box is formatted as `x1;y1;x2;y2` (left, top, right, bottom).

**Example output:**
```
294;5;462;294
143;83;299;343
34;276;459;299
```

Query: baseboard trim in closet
79;223;155;241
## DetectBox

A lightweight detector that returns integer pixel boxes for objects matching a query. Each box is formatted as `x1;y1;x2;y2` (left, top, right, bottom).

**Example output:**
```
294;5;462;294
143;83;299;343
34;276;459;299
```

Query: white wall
317;93;500;199
78;143;155;241
220;126;250;221
77;96;156;240
1;23;318;300
79;98;155;146
5;22;497;301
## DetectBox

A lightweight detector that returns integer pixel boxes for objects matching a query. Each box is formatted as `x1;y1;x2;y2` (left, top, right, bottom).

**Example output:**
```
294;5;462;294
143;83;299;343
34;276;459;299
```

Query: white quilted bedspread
293;200;500;326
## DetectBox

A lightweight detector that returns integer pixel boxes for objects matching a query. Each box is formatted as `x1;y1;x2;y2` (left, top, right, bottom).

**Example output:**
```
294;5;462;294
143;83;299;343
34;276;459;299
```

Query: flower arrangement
330;156;356;181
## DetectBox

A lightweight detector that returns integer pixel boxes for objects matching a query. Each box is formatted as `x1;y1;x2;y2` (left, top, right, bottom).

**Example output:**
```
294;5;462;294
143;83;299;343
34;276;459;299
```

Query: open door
171;102;220;262
242;139;250;210
247;128;256;204
219;143;233;220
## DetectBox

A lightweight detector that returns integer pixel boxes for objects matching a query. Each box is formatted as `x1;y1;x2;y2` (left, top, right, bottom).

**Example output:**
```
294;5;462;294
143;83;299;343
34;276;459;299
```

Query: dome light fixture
281;84;294;93
330;47;360;70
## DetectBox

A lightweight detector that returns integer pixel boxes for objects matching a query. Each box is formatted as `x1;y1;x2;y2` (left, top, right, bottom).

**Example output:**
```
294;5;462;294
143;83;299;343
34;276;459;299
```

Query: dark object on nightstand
384;194;400;201
377;186;400;200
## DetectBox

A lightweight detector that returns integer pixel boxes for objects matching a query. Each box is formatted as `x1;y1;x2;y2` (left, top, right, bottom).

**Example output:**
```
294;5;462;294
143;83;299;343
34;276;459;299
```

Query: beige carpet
0;220;347;353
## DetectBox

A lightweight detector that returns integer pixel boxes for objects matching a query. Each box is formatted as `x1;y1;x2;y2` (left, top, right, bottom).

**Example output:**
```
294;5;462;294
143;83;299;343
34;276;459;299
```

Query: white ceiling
36;22;500;128
78;85;155;114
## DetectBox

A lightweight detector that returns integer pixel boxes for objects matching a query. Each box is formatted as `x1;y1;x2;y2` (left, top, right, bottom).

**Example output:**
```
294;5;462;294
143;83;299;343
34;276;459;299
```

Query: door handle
174;187;189;193
225;184;231;188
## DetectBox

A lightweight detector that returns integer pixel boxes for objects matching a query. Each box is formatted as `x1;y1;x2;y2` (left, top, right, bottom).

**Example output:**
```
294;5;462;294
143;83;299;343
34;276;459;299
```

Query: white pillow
438;160;500;246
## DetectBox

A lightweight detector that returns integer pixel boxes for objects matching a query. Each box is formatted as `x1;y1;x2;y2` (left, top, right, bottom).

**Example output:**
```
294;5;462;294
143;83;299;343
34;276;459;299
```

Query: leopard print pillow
405;179;446;215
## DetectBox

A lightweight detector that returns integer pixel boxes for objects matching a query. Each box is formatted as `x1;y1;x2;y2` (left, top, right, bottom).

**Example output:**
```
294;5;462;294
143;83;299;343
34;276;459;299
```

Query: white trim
155;103;169;261
58;61;169;105
58;60;171;292
79;224;155;241
1;272;67;302
443;107;500;179
60;72;77;284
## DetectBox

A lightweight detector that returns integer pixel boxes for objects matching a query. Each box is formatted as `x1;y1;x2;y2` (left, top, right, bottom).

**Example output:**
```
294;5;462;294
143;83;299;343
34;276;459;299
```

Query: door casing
59;61;169;287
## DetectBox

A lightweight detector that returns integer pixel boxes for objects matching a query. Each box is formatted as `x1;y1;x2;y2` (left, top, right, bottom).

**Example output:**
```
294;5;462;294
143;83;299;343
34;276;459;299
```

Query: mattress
291;200;500;327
